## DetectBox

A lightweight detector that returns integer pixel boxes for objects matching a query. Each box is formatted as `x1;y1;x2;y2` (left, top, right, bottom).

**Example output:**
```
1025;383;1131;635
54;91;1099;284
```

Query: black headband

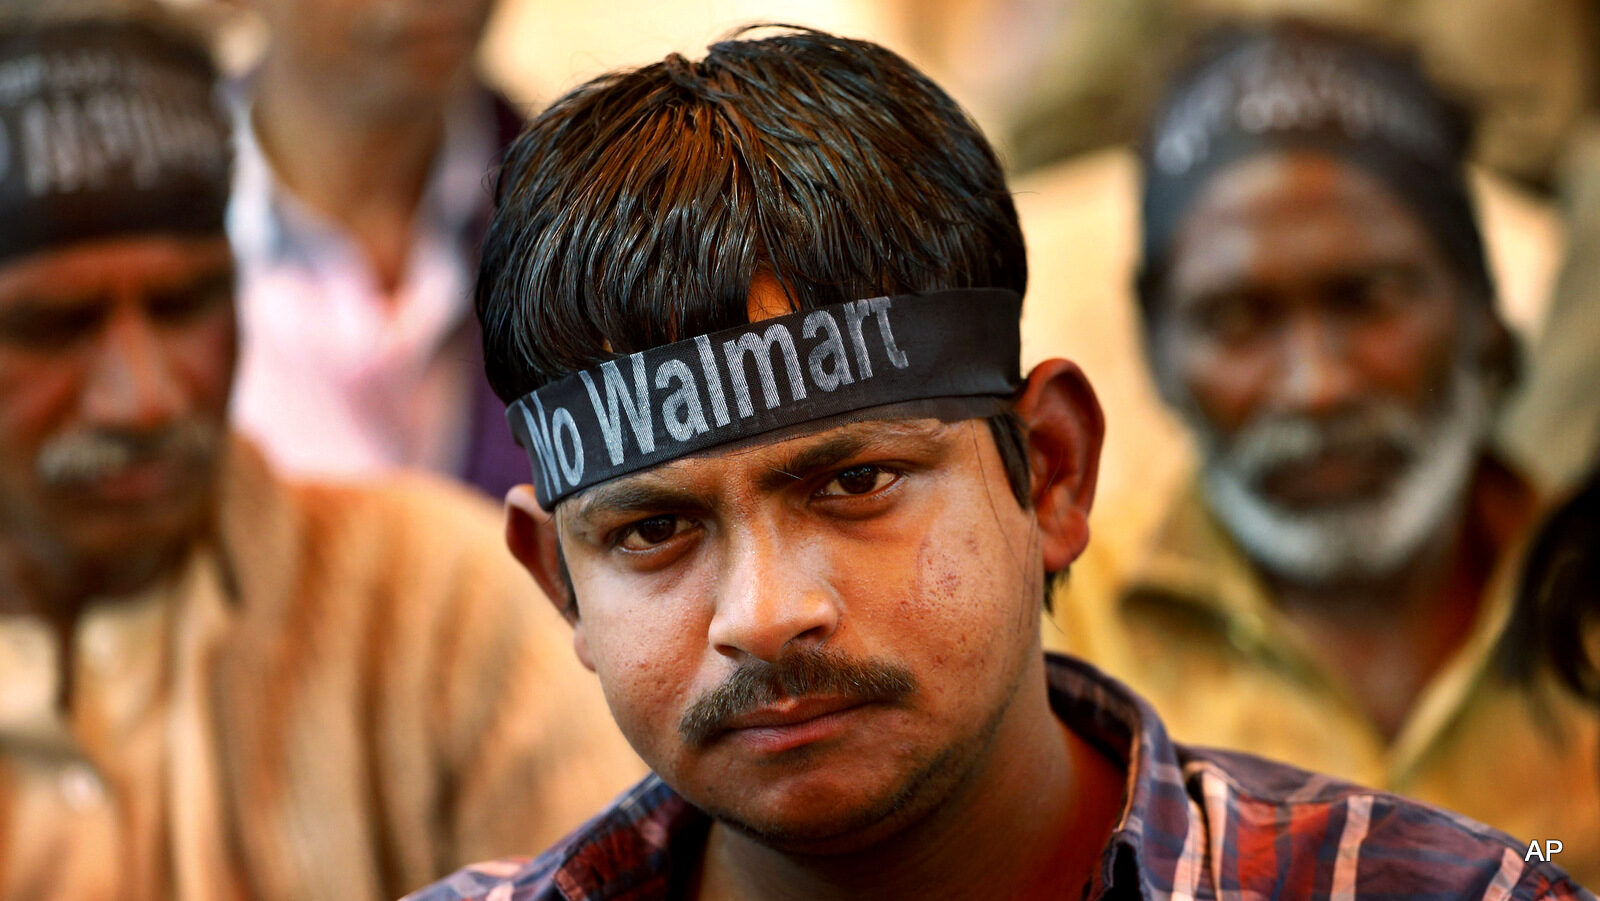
1139;26;1490;309
508;288;1023;507
0;21;229;265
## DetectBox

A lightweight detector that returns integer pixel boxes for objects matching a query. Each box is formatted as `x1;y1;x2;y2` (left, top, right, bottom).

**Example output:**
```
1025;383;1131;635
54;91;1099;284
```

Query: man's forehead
1182;152;1395;225
1168;153;1446;286
558;417;959;519
0;235;233;298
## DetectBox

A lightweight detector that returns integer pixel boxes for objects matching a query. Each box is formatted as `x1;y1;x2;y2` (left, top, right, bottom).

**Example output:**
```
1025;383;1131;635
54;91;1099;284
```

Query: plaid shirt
407;654;1592;900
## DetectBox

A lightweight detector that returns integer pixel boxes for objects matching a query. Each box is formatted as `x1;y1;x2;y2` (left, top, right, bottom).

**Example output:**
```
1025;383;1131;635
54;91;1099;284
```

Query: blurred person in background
226;0;528;496
1048;20;1599;886
0;5;639;899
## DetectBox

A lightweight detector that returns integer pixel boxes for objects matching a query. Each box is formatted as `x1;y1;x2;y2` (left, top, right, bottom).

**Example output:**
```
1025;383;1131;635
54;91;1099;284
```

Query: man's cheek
588;621;699;748
176;319;239;412
908;532;993;667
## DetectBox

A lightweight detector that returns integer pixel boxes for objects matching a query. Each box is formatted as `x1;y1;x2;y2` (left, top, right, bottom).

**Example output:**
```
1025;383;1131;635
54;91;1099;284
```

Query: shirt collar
543;776;708;900
1043;654;1190;900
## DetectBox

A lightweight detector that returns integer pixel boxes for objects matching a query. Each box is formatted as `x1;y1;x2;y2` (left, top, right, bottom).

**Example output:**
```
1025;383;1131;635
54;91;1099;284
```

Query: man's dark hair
1500;467;1600;705
477;26;1031;504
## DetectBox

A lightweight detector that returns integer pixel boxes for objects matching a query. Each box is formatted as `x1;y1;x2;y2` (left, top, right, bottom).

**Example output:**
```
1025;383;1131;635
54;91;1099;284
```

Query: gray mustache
1222;403;1425;482
679;646;917;746
36;420;223;487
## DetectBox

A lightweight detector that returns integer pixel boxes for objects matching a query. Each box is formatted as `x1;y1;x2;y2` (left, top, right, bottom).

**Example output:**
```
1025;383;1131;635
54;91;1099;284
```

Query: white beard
1194;368;1491;585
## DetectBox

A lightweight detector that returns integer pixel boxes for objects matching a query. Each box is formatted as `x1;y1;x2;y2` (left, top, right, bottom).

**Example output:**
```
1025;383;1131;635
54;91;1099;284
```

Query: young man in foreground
410;28;1589;900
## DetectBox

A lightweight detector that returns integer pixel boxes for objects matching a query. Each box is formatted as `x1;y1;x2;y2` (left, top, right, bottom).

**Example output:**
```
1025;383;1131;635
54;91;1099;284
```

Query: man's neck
250;56;453;295
1268;461;1535;739
0;537;179;709
0;535;182;624
694;657;1125;900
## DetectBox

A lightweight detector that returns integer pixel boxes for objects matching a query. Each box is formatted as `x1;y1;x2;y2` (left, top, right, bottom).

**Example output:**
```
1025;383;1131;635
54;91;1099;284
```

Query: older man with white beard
1047;20;1600;887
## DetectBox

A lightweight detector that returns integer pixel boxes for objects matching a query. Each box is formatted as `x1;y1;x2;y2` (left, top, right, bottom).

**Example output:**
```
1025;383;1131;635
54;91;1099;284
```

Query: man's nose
81;307;185;429
707;525;840;663
1274;313;1361;417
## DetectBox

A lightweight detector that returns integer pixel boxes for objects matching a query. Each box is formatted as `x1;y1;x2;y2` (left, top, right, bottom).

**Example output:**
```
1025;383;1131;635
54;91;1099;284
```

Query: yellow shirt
0;550;242;901
1047;479;1600;888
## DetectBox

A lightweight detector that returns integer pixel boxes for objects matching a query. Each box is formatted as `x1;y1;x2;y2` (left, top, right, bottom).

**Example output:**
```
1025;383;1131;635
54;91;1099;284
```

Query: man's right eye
0;303;103;350
617;515;692;551
1191;293;1271;344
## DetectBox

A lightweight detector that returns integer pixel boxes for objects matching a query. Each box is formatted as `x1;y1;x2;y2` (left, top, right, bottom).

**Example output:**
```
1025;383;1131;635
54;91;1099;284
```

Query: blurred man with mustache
1048;19;1600;884
404;27;1586;900
0;5;639;900
227;0;528;495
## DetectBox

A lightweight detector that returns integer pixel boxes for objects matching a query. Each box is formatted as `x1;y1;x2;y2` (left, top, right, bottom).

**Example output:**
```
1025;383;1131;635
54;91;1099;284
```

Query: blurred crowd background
163;0;1600;542
5;0;1600;896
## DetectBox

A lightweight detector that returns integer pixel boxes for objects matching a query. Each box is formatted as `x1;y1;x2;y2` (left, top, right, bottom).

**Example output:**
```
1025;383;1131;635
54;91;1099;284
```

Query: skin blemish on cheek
914;531;964;599
909;530;985;669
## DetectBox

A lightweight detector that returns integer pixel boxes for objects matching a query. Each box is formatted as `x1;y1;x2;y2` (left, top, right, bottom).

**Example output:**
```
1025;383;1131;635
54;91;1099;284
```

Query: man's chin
48;500;209;592
693;741;964;856
706;780;923;856
1202;462;1457;585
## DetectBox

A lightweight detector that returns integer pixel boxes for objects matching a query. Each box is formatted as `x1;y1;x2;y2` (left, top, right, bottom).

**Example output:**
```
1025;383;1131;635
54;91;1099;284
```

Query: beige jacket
0;438;643;901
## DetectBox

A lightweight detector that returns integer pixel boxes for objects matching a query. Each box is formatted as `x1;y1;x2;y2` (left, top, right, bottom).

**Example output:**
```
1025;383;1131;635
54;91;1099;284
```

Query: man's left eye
817;465;898;497
617;515;692;551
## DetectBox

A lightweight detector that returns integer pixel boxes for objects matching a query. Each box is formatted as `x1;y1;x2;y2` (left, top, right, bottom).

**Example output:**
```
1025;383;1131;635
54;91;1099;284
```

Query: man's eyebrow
758;434;873;488
560;420;950;527
562;478;708;529
757;421;946;490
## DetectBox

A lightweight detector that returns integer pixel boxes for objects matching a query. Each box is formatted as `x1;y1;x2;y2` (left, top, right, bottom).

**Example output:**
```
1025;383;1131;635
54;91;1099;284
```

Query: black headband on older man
1137;22;1491;311
0;19;229;266
508;288;1024;508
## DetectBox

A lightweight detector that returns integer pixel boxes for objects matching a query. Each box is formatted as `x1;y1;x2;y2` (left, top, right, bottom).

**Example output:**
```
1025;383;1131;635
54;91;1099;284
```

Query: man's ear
505;486;594;671
1014;359;1105;572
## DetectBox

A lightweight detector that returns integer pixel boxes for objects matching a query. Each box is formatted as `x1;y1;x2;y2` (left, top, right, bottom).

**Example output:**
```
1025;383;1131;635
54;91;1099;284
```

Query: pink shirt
226;89;497;481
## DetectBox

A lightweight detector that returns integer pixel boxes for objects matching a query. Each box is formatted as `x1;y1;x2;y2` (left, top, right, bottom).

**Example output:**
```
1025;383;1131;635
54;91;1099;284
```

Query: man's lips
1258;447;1405;508
716;696;870;753
63;457;189;505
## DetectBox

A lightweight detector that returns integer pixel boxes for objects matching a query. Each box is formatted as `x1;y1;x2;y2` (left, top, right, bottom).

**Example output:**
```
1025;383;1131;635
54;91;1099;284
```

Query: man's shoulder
287;465;505;546
402;776;699;901
403;857;555;901
218;435;534;619
1044;656;1590;898
233;431;505;554
1176;744;1591;898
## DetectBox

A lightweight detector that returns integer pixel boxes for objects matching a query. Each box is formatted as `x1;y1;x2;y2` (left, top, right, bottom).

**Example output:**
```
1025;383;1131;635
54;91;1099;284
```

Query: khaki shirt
1047;476;1600;888
0;558;199;900
0;438;644;901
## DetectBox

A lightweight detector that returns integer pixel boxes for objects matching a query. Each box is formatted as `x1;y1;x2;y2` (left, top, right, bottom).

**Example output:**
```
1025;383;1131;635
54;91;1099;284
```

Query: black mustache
679;646;916;746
